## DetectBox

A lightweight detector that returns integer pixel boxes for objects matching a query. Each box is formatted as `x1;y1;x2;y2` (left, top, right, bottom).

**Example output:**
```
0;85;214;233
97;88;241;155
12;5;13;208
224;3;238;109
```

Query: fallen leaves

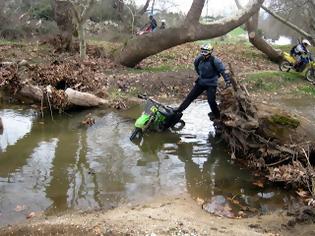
81;113;95;126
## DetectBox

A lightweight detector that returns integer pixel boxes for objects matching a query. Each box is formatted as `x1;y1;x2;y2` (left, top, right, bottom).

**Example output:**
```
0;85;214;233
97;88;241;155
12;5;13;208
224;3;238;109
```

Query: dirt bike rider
160;19;166;30
149;15;158;32
175;43;231;120
290;39;312;69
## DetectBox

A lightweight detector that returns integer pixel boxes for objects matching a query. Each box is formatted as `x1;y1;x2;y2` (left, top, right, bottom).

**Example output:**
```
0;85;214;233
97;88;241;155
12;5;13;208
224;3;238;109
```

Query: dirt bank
1;194;314;236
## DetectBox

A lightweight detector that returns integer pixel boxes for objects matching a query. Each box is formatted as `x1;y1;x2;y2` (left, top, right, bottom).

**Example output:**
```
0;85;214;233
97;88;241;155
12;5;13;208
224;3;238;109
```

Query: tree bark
235;0;282;62
69;0;96;59
65;88;108;107
114;0;264;67
261;5;315;45
51;0;74;51
78;23;87;59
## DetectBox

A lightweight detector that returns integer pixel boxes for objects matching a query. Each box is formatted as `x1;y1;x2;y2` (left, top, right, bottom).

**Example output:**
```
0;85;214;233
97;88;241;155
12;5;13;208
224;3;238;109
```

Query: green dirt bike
130;95;185;141
279;52;315;84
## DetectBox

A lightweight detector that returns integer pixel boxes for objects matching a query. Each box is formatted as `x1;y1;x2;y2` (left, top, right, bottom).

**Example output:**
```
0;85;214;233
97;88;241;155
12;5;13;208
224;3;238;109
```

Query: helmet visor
201;49;211;55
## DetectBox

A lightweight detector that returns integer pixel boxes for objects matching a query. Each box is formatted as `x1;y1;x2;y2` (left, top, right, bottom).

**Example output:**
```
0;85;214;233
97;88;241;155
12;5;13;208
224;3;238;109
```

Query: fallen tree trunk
19;84;43;102
217;67;315;198
16;85;109;110
234;0;282;62
65;88;107;107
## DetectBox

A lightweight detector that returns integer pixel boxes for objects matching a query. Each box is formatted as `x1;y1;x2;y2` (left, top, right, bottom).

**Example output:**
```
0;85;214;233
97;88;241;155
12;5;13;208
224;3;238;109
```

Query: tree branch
185;0;206;24
138;0;151;15
114;0;264;67
261;5;315;44
81;0;96;22
196;0;264;34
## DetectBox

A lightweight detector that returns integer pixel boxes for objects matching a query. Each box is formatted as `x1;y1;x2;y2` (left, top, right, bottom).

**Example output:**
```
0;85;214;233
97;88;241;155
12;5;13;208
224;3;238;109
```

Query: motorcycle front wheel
305;68;315;84
130;128;143;141
170;119;185;131
279;61;292;72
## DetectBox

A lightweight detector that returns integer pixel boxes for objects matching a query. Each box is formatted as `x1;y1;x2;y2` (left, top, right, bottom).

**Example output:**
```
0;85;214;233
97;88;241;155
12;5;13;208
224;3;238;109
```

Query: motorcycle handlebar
137;94;165;107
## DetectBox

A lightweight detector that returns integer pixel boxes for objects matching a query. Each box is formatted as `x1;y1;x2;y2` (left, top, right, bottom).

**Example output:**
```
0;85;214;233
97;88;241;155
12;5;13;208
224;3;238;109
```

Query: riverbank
1;194;315;236
1;40;315;235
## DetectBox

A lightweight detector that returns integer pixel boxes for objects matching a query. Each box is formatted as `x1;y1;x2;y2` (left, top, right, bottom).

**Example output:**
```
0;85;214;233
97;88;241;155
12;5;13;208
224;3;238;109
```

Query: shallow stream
0;101;305;226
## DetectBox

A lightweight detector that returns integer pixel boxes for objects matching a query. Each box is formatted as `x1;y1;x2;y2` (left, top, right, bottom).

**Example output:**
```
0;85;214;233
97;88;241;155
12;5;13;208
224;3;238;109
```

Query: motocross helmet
200;43;214;56
302;39;311;47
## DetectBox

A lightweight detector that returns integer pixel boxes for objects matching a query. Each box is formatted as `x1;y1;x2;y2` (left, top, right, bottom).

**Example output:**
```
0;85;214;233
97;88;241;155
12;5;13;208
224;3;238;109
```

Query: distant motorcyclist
175;43;231;120
290;39;312;69
160;19;166;30
149;15;157;32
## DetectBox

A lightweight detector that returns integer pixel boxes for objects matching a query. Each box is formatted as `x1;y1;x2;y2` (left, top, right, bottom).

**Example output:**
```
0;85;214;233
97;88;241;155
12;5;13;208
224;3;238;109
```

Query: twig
301;147;315;197
40;91;44;118
301;147;312;167
265;156;292;167
241;84;250;96
46;92;54;121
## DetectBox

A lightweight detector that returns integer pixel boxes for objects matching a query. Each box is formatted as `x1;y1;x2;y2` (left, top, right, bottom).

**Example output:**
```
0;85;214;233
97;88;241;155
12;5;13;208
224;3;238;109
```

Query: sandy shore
1;194;314;236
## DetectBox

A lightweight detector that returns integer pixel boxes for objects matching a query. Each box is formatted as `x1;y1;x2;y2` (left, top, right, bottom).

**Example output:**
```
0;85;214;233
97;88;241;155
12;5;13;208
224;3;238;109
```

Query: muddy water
0;101;299;226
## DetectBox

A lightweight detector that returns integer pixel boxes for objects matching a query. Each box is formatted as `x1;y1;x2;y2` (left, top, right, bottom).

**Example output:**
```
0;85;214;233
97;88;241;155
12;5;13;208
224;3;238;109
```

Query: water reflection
0;109;34;152
0;102;300;226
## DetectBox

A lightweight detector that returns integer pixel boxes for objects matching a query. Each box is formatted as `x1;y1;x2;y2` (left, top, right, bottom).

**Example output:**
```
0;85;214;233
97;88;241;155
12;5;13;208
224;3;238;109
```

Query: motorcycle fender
135;114;150;129
282;52;296;64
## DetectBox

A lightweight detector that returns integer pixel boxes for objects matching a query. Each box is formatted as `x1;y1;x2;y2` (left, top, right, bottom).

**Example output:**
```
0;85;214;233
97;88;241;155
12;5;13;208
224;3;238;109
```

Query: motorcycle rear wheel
170;119;185;131
305;68;315;84
130;128;143;141
279;61;292;72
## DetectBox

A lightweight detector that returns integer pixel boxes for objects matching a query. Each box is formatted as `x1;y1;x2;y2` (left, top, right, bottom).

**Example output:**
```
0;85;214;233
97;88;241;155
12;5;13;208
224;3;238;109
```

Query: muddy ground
1;41;315;235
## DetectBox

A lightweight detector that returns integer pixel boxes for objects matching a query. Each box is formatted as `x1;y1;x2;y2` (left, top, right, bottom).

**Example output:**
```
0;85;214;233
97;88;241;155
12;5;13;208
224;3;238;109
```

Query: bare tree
67;0;96;59
260;0;315;43
113;0;264;67
51;0;75;51
113;0;124;19
138;0;151;15
261;5;315;45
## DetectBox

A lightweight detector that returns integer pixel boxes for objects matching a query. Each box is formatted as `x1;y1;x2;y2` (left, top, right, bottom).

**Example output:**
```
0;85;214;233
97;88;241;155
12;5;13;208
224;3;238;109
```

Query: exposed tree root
218;67;315;199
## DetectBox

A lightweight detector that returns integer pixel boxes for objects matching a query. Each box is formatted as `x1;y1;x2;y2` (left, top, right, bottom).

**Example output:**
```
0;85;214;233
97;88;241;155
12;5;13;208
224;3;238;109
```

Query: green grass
298;85;315;96
228;27;246;37
246;71;302;82
197;27;248;46
245;70;304;92
0;39;26;46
